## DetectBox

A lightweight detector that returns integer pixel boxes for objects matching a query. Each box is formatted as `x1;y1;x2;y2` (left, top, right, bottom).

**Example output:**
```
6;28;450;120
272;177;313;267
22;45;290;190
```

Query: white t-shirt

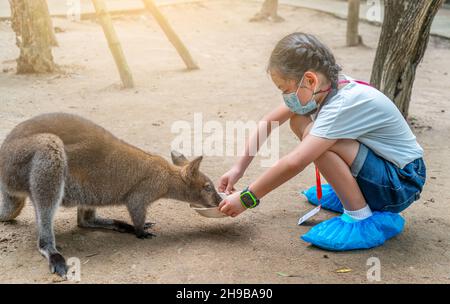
310;78;423;169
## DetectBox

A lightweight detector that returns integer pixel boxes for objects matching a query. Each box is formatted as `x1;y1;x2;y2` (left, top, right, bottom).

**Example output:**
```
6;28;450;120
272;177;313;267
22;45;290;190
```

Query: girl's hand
218;166;243;194
218;191;246;217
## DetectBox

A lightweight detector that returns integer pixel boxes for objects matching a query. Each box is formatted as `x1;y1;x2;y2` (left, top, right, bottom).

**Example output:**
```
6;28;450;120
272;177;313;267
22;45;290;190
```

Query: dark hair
268;32;342;88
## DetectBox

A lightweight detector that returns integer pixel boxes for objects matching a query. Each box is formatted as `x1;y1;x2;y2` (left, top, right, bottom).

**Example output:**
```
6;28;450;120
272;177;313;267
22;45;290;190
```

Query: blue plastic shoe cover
300;184;344;213
300;211;405;251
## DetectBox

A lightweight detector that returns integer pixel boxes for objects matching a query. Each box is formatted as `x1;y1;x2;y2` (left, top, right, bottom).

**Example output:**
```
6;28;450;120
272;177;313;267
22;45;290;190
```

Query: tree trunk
346;0;361;46
260;0;277;16
9;0;57;73
250;0;284;22
370;0;444;118
142;0;198;70
92;0;134;88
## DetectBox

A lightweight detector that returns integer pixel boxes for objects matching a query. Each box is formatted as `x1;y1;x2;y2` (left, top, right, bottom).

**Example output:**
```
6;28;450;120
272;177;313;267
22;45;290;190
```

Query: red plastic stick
315;166;322;201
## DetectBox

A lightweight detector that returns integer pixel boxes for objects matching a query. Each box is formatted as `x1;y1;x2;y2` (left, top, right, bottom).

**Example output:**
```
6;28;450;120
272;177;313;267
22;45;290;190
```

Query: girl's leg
290;115;367;211
313;138;367;211
290;116;405;251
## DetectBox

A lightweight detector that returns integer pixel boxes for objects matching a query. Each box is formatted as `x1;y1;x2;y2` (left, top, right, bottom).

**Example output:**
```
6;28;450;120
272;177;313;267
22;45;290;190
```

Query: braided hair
268;33;342;88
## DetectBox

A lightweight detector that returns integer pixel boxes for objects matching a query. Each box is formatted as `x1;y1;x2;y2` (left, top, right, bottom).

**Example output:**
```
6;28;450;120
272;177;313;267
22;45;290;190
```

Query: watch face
241;192;255;208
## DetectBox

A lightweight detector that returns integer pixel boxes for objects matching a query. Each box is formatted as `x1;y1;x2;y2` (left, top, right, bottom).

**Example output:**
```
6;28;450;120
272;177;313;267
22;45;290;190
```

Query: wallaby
0;113;222;278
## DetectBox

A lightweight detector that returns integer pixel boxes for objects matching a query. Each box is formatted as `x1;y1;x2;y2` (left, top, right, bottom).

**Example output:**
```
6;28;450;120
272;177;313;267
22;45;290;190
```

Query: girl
217;32;426;251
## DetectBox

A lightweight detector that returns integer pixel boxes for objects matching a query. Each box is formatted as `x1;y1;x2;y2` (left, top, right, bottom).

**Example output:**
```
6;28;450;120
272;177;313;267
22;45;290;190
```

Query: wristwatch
240;187;260;209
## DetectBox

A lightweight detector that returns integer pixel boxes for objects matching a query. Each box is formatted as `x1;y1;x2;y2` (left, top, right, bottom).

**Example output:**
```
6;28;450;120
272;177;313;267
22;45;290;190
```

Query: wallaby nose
206;192;222;207
214;191;227;206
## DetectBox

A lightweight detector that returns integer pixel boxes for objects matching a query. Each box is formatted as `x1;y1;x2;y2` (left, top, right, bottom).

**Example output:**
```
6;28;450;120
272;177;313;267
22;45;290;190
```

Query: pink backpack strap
338;79;373;87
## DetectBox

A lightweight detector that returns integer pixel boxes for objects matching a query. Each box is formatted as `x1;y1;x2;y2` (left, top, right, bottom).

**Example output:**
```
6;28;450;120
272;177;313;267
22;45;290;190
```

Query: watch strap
240;186;260;209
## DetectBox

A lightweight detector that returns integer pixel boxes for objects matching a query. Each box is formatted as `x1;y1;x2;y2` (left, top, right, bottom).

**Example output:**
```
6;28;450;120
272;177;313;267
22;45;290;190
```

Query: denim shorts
350;143;426;213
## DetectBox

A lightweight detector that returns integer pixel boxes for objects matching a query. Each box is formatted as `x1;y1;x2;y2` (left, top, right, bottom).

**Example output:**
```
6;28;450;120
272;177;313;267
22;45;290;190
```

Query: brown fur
0;113;221;278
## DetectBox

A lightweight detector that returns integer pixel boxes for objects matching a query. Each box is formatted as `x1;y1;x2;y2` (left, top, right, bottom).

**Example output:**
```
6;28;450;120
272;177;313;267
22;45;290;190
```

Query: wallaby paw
143;222;156;230
112;220;135;234
49;253;68;279
0;219;18;224
136;230;156;239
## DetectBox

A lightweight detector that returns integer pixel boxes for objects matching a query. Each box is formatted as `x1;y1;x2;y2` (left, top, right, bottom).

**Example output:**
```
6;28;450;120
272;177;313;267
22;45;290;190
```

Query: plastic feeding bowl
190;192;228;218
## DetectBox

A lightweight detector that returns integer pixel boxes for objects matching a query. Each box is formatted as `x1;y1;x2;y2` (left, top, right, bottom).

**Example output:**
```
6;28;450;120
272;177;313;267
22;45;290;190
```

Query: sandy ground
0;0;449;284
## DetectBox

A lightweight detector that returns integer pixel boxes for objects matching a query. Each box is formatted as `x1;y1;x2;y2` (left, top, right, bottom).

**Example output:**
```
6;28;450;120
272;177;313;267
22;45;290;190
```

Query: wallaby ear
185;156;203;177
171;150;189;166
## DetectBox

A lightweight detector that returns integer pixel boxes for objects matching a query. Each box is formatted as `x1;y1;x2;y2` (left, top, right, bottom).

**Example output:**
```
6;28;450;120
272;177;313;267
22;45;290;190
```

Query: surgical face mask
282;76;318;115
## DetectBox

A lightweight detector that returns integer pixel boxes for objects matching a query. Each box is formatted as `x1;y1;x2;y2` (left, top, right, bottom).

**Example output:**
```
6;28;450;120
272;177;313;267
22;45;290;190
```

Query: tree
142;0;198;70
9;0;58;73
92;0;134;88
370;0;444;118
346;0;362;46
249;0;284;23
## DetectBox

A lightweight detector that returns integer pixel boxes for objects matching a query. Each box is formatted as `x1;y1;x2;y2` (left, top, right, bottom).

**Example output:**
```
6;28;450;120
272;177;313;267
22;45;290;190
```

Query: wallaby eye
203;183;213;192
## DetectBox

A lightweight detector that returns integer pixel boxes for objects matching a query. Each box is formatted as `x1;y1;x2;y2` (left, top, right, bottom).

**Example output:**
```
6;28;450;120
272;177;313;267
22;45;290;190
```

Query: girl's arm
249;134;336;199
236;104;293;173
218;104;292;193
219;134;337;216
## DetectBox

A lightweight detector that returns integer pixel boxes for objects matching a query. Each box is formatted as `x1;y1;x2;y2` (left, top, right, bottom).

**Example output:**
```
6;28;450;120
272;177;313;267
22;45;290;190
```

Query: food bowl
190;192;228;218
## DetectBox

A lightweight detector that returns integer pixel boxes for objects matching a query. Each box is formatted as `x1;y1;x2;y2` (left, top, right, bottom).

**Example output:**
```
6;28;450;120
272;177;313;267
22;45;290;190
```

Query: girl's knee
289;115;300;134
302;122;313;140
289;115;312;140
328;139;360;167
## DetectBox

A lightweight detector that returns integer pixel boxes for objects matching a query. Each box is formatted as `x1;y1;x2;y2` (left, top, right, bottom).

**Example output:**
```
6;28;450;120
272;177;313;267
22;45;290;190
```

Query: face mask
282;75;318;115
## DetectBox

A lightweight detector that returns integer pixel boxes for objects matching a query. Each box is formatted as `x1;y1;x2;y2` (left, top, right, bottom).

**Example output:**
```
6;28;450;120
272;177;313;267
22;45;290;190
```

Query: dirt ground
0;0;449;284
